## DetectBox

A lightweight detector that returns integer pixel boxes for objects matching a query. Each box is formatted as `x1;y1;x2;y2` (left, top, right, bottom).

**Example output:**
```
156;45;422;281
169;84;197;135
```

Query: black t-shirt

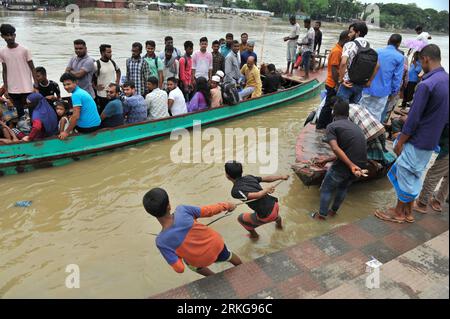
38;80;61;99
314;30;323;51
231;175;278;218
326;117;368;175
263;73;282;94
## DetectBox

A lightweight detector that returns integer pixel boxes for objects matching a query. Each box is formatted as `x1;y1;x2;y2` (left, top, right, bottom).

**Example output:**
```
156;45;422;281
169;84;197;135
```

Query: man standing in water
0;23;38;119
283;16;300;75
66;39;96;98
374;44;449;224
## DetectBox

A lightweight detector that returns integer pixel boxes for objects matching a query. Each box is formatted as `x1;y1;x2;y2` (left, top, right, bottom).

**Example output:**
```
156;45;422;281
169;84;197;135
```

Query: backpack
96;59;118;76
348;40;378;85
222;83;240;106
93;59;118;89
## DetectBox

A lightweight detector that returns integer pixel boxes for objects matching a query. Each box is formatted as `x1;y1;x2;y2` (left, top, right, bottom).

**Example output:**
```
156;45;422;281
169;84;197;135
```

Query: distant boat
7;1;38;11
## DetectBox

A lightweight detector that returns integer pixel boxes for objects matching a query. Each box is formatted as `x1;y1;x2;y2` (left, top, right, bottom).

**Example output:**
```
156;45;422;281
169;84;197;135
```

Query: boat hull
0;79;323;177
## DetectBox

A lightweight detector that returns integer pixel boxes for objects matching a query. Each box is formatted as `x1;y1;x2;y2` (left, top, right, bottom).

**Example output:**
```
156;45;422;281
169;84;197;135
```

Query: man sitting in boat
58;73;101;140
262;64;283;94
311;98;368;221
122;81;147;124
100;83;124;128
239;56;262;101
145;76;169;120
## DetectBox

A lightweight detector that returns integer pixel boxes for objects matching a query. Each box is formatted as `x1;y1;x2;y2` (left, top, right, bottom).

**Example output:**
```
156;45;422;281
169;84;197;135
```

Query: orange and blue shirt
155;203;231;273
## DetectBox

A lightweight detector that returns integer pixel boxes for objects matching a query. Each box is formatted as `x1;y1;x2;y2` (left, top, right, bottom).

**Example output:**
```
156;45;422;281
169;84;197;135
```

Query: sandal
430;198;443;213
405;214;415;223
374;209;406;224
413;200;428;214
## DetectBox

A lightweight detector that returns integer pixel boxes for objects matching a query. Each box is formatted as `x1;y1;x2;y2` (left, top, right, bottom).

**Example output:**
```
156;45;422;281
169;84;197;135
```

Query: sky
363;0;449;11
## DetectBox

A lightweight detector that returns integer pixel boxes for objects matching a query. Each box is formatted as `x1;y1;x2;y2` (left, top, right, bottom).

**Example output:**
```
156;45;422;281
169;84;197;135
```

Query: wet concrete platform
151;204;449;299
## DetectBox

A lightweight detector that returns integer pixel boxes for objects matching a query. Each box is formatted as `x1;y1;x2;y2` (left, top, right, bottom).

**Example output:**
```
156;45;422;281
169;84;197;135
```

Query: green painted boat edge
0;79;323;176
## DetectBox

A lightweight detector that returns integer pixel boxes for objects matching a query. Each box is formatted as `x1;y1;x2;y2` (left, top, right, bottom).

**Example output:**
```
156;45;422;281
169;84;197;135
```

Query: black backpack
222;83;240;106
93;59;119;90
348;40;378;85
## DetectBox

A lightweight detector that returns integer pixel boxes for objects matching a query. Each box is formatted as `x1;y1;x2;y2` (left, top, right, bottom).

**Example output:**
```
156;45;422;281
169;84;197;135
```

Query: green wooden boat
0;78;323;177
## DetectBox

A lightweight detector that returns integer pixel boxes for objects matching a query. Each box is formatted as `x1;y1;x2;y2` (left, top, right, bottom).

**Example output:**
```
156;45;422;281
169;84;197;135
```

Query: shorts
238;202;279;231
185;244;232;272
287;43;297;62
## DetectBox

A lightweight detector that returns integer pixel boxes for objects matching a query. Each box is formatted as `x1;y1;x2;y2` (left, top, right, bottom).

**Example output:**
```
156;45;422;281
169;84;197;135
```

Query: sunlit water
0;10;448;298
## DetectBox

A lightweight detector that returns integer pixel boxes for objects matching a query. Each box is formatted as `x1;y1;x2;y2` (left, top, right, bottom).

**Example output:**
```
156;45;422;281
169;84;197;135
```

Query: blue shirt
220;44;231;59
240;51;258;68
71;86;101;128
364;45;404;97
408;61;422;83
101;98;124;128
123;94;147;124
402;67;449;151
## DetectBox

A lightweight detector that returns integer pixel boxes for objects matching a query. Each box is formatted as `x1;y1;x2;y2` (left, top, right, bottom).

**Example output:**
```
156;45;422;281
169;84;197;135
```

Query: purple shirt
187;92;208;112
402;67;449;150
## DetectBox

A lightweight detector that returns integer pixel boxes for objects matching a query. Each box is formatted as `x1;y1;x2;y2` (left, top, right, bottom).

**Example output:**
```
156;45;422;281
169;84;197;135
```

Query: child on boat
143;187;242;277
55;100;70;134
225;161;289;240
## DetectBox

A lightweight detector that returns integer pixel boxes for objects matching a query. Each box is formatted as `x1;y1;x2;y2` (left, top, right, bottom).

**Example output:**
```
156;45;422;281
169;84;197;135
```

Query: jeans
9;92;31;119
319;166;354;216
316;85;337;129
301;51;312;74
239;87;255;101
336;84;364;104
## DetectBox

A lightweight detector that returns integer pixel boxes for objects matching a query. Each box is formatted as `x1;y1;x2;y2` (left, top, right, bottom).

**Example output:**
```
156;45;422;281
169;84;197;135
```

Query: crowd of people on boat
0;23;285;143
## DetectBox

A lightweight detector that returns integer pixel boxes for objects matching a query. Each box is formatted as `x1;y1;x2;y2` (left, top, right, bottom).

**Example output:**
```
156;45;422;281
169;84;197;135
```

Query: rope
206;179;286;226
148;179;287;235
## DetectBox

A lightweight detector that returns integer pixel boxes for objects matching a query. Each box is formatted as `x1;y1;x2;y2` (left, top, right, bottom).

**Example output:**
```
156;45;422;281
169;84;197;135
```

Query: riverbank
152;205;449;299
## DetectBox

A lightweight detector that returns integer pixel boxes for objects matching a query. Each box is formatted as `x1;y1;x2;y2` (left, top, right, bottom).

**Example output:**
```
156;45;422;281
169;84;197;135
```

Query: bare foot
275;217;283;230
246;231;260;241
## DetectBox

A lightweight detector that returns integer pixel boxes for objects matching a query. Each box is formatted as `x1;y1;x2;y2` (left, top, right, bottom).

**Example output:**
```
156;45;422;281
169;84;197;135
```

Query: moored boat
292;123;394;187
0;78;323;177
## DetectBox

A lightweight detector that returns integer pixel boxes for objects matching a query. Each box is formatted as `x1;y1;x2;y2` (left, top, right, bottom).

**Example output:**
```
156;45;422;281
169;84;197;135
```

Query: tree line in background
223;0;449;33
42;0;449;33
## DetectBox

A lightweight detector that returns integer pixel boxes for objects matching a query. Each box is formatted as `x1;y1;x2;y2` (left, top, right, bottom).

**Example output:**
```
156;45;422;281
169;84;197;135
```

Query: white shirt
168;87;187;116
288;23;301;46
300;27;315;52
342;38;369;81
94;59;119;98
145;88;169;120
416;32;431;44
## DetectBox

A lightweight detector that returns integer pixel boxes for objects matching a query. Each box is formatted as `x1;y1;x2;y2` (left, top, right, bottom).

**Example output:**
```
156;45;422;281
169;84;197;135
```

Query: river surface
0;10;448;298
